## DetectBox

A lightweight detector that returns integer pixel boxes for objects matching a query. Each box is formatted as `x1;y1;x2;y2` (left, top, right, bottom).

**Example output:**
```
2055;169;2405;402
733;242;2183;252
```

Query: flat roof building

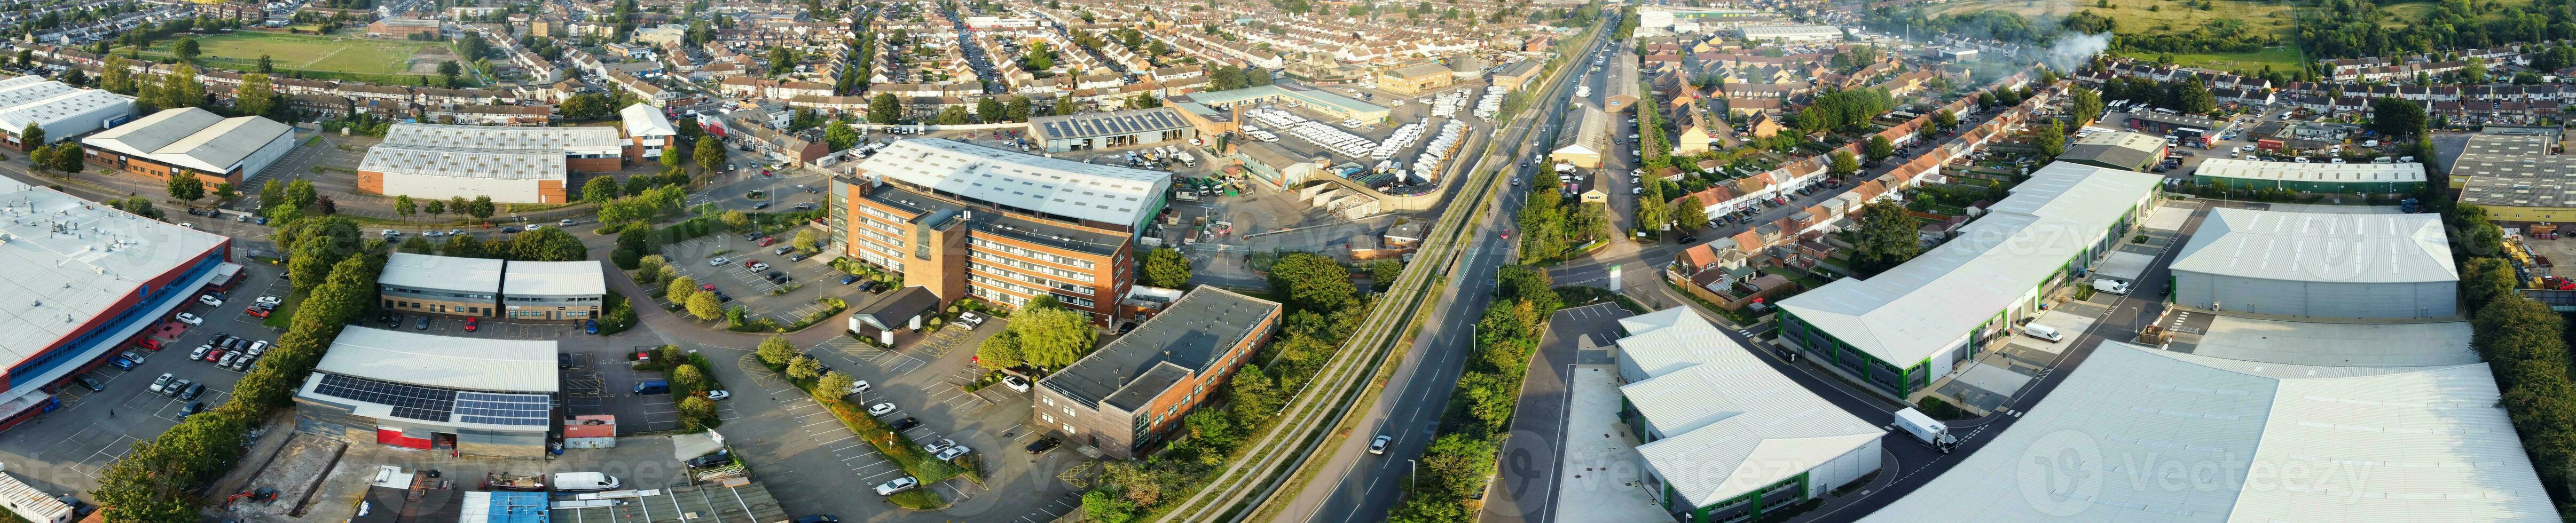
1033;287;1281;459
619;102;676;159
1735;25;1843;42
1616;308;1882;523
1551;102;1611;169
1377;62;1456;96
356;123;625;204
294;327;557;457
2170;209;2457;318
2450;132;2576;221
499;260;608;320
1856;337;2553;523
1027;107;1195;152
1170;84;1389;122
0;75;135;151
2190;158;2426;194
1777;162;2163;397
80;107;296;186
2054;131;2166;172
0;184;231;432
379;253;504;318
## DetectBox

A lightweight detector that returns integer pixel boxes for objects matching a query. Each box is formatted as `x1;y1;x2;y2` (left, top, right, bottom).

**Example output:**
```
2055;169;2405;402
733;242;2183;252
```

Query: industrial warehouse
356;123;625;204
0;185;232;431
2168;209;2457;319
0;75;134;150
1616;308;1883;523
80;107;298;186
293;327;559;457
2189;159;2428;194
1027;107;1195;152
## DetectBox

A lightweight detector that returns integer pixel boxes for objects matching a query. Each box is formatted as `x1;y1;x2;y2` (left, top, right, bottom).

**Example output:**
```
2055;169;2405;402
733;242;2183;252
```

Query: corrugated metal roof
83;108;294;174
853;138;1172;228
500;260;607;296
2192;159;2425;185
2169;208;2456;284
1619;308;1883;509
1858;342;2556;523
314;326;557;392
380;253;504;292
0;185;226;368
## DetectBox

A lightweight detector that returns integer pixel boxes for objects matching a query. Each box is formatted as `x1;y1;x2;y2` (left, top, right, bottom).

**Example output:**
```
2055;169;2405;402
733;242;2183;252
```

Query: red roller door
376;427;433;449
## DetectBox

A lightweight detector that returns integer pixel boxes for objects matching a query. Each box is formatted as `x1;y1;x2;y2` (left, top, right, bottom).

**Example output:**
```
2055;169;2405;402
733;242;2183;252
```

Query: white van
2019;323;2064;342
2092;279;2131;295
552;472;623;492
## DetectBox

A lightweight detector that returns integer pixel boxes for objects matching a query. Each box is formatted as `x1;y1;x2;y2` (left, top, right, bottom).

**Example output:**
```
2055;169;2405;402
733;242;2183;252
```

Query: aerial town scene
0;0;2559;521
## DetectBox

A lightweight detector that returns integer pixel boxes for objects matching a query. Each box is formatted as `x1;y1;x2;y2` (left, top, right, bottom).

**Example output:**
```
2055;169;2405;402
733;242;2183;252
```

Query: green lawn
2111;46;2307;74
120;31;449;78
260;289;307;329
1935;0;2297;38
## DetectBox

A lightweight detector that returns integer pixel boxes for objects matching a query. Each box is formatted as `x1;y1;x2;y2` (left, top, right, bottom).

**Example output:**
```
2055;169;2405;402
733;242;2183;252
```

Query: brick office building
1032;287;1282;458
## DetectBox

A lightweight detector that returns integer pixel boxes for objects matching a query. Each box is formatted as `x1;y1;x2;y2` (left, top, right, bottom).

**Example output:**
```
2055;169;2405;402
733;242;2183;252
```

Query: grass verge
260;289;307;329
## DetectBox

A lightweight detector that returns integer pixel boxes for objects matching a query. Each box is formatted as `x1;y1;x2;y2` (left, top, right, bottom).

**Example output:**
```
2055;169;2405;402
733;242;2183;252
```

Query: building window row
969;262;1093;296
383;287;494;300
968;237;1097;270
860;206;907;223
969;251;1095;282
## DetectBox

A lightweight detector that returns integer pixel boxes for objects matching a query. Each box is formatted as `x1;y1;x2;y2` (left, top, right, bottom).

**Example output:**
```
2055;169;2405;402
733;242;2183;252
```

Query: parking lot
0;263;287;498
658;234;852;326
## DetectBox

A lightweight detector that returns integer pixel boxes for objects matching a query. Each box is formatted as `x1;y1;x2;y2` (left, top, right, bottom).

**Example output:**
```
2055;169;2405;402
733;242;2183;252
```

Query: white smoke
2044;33;2112;72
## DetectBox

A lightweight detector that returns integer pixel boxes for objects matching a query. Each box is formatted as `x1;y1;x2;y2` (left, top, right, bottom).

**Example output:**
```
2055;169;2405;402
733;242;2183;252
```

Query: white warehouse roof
854;138;1172;228
316;326;559;392
1856;342;2556;523
2192;158;2426;185
380;122;623;153
379;253;504;293
1776;162;2163;367
501;260;608;296
619;102;676;137
82;108;294;174
0;184;227;368
1617;308;1882;510
2170;208;2456;284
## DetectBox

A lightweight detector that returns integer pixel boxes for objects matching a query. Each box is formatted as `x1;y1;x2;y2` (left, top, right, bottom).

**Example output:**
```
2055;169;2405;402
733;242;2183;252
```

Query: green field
2112;46;2307;73
121;31;450;77
1933;0;2297;38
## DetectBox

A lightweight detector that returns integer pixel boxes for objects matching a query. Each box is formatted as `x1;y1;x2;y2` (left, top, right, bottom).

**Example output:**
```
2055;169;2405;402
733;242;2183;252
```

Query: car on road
873;477;919;496
705;390;730;400
1025;437;1061;454
174;313;203;326
525;225;544;231
1499;229;1511;240
149;373;175;394
501;226;521;233
868;402;897;416
791;515;841;523
752;202;771;209
792;203;816;210
560;219;576;227
1369;434;1392;455
197;295;224;307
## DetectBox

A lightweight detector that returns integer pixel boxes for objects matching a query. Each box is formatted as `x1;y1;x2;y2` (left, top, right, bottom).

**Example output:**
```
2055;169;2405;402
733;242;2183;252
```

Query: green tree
787;355;822;381
2170;78;2216;115
815;371;855;399
442;233;484;257
210;182;236;204
1933;109;1958;130
466;195;495;219
398;234;435;253
1054;96;1078;116
2371;97;2428;138
671;364;706;392
687;291;724;320
394;194;415;216
975;330;1025;369
1009;304;1099;370
868;93;901;124
756;335;797;367
583;177;621;205
934;106;971;125
285;179;319;211
2067;86;2103;127
976;97;1004;122
166;175;205;203
257;53;274;74
696;137;728;172
260;179;284;208
791;229;821;251
1845;200;1924;275
1864;135;1894;162
237;73;277;116
437;60;461;86
425;199;447;215
1082;489;1137;523
1269;252;1356;312
1829;150;1859;178
1672;196;1707;231
174;37;200;61
678;396;717;428
824;120;861;150
18;122;42;149
1005;96;1033;122
286;240;337;291
2035;120;2067;158
1140;247;1192;287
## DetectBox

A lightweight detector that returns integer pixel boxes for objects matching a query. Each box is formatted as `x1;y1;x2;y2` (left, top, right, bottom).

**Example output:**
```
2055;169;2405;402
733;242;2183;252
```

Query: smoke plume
2044;33;2111;72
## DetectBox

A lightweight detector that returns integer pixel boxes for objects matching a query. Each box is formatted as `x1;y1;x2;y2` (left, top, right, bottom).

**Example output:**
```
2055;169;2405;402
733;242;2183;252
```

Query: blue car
584;319;599;335
840;275;861;285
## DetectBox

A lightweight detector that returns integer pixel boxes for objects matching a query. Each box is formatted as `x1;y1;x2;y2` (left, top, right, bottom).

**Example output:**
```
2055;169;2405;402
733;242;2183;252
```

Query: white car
868;402;897;416
846;381;873;395
197;295;223;307
1001;375;1031;393
708;257;732;266
705;390;731;400
179;223;194;228
174;313;204;326
873;476;920;496
957;311;986;329
1369;435;1392;454
923;438;956;454
932;445;972;461
255;296;283;306
246;340;268;358
191;345;212;360
149;373;175;394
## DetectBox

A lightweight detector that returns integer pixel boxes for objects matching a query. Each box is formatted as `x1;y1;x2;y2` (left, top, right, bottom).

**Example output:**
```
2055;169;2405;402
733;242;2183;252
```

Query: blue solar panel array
313;374;552;426
457;392;552;426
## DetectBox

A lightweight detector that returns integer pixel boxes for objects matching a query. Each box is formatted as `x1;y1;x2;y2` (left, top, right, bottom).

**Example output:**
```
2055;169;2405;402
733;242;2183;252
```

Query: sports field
124;32;445;76
1932;0;2297;38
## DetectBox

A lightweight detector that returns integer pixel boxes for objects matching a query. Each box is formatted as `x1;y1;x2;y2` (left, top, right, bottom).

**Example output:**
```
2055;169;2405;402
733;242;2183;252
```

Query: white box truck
552;472;624;492
1893;408;1958;453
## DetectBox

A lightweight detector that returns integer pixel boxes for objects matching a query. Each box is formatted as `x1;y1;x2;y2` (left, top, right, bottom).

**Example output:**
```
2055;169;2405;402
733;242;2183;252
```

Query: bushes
1387;266;1560;522
597;292;638;336
2454;204;2576;510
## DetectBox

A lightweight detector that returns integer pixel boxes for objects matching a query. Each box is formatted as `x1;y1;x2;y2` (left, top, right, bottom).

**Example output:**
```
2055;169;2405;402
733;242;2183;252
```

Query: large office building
0;75;135;150
2190;158;2427;194
1034;287;1281;458
293;327;557;457
2170;209;2457;318
1027;107;1195;152
0;185;232;431
831;138;1172;324
1616;308;1883;523
80;108;297;186
2449;133;2576;221
378;253;606;320
1776;162;2162;397
356;123;624;204
1857;332;2552;523
1168;84;1389;123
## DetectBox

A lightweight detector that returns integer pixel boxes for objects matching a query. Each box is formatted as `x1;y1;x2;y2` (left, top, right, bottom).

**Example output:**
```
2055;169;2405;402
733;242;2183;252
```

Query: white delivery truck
551;472;624;492
1178;151;1197;167
1893;408;1958;453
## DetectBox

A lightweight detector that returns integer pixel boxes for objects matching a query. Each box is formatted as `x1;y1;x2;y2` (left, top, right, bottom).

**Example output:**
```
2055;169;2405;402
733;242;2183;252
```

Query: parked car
178;382;203;400
709;257;732;266
868;402;897;416
774;245;796;255
414;316;431;330
889;417;920;431
705;390;730;400
217;352;239;368
197;295;224;307
932;446;971;461
464;317;479;332
177;401;205;420
840;275;862;285
1001;375;1030;393
685;451;733;469
191;345;212;360
230;353;254;371
1025;437;1061;454
873;477;920;496
149;373;175;394
174;313;203;325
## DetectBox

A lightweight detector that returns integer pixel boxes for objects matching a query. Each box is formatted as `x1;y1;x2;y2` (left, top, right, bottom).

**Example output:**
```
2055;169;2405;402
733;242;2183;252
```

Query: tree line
1386;266;1561;522
2452;203;2576;516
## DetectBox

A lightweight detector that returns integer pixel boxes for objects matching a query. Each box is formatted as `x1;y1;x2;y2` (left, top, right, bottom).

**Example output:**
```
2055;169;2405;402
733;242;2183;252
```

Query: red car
756;237;779;247
135;338;162;351
246;307;271;319
464;317;479;332
204;349;225;362
742;259;760;268
701;283;718;291
1501;229;1513;239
